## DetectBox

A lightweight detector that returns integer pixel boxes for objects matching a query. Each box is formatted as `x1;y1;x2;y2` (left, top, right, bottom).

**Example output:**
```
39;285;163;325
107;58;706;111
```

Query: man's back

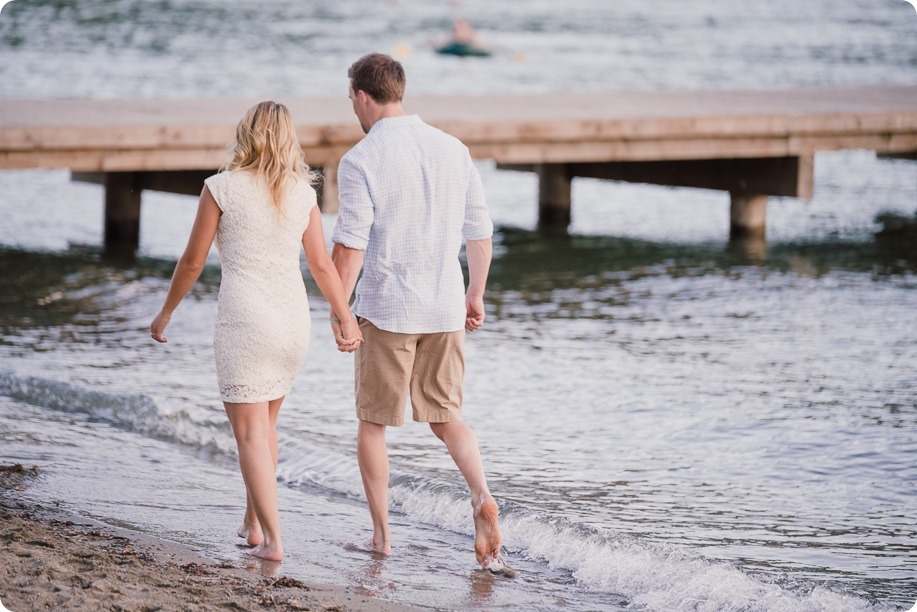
333;115;493;334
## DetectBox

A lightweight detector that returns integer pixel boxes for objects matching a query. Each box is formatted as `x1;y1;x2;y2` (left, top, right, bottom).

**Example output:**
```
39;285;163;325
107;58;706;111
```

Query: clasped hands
330;312;363;353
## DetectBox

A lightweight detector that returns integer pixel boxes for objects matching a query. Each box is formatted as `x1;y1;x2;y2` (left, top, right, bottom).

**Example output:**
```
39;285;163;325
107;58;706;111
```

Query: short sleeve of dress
204;173;228;213
293;179;318;235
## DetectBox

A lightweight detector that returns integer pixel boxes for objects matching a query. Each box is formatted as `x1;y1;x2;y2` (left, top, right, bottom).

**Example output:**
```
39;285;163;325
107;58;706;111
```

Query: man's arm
329;155;373;347
464;237;492;332
329;242;364;349
462;155;494;332
332;242;365;306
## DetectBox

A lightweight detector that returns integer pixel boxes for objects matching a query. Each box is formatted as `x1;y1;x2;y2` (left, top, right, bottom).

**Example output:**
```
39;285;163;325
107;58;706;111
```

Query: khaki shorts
355;318;465;426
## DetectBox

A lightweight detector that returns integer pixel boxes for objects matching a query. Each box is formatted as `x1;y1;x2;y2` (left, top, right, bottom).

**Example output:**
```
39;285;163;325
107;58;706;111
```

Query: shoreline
0;465;416;612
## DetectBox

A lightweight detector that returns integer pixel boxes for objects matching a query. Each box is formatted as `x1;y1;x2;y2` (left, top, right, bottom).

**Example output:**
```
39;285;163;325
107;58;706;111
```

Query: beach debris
0;463;40;490
70;574;93;589
179;562;214;576
263;576;309;589
0;509;327;611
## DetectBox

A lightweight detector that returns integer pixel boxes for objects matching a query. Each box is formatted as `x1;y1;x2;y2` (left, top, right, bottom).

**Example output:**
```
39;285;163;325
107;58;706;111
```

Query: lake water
1;1;916;610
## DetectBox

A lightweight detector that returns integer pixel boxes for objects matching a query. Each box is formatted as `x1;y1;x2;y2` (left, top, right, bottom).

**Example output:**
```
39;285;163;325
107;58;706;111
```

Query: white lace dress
203;170;316;404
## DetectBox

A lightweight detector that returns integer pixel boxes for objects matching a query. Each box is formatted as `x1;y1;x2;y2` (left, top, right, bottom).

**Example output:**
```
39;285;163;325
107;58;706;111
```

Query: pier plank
1;86;914;250
2;86;916;164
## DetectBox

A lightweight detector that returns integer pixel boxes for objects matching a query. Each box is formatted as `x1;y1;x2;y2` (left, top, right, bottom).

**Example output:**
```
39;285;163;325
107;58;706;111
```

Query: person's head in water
225;101;310;210
347;53;406;134
451;18;478;45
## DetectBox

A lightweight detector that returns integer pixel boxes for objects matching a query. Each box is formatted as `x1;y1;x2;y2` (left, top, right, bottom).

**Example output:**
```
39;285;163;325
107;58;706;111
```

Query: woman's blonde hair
223;101;313;210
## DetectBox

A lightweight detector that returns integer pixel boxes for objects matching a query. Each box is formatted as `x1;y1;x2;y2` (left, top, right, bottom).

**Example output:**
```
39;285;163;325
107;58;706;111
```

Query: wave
280;451;884;611
276;437;364;498
0;371;887;611
0;371;235;454
391;479;885;612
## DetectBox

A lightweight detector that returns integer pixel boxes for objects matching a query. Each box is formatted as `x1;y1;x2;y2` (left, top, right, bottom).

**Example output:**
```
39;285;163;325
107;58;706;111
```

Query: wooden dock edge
2;87;915;253
499;155;817;239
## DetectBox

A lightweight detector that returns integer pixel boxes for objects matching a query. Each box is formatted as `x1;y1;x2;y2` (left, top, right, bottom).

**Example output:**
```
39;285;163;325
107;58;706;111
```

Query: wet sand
0;465;415;612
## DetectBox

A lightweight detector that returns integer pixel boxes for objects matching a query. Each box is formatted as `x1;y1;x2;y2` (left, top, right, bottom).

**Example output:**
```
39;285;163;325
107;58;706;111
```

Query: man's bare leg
429;421;501;565
237;397;283;547
225;400;284;561
357;420;392;555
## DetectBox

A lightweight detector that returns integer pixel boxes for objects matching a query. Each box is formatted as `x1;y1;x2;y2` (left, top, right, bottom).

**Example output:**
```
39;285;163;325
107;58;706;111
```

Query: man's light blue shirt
332;114;493;334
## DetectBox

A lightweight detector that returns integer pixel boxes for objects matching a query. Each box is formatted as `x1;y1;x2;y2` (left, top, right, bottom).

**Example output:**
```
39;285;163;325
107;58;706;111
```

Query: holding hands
331;313;363;352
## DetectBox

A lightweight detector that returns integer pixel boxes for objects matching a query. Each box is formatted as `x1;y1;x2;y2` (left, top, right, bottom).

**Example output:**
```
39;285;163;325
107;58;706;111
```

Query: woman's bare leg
237;397;284;547
225;400;284;561
238;490;262;546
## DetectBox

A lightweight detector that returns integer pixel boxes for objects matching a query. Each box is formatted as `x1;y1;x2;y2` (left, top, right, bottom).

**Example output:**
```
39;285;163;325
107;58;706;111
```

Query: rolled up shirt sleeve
332;155;374;250
462;160;493;241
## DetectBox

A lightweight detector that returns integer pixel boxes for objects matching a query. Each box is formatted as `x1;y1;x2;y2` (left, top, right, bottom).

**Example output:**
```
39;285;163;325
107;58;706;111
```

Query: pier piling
729;193;768;240
317;166;339;214
103;172;142;254
537;163;572;228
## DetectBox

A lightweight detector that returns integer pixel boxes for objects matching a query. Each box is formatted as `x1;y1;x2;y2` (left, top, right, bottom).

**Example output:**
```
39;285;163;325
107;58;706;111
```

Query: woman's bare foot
248;540;283;561
472;496;501;566
237;522;263;547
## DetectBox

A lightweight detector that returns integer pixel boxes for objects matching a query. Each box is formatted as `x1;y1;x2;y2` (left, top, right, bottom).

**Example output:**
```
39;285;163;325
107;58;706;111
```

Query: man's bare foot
472;496;501;566
237;522;263;547
248;541;283;561
370;535;392;556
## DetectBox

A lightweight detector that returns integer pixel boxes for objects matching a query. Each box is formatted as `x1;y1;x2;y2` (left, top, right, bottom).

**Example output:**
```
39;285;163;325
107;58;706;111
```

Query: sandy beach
0;464;414;612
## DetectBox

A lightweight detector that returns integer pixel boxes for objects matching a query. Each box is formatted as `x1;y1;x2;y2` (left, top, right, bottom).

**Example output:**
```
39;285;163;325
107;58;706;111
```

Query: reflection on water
484;227;917;336
4;226;913;335
0;246;218;333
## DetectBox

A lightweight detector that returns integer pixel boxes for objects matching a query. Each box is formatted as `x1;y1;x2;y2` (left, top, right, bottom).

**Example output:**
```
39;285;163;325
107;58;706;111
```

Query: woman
150;101;362;561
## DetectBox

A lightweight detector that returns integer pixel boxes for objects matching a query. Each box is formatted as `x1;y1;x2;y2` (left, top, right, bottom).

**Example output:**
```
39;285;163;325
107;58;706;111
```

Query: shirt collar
370;114;422;132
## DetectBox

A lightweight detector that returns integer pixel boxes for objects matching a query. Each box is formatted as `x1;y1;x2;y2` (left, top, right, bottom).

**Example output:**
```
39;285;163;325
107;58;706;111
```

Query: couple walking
150;53;506;571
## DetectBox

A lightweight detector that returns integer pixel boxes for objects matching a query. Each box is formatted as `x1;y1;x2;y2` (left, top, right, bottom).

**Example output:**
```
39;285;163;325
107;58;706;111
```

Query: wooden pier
1;86;915;252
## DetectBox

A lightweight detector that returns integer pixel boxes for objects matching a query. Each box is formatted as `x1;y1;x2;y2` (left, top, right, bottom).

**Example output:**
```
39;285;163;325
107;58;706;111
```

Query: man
330;53;507;571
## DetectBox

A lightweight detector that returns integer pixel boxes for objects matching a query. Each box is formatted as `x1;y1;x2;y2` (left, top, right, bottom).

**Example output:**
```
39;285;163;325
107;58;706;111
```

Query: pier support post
537;163;572;228
103;172;142;254
317;165;339;214
729;193;767;240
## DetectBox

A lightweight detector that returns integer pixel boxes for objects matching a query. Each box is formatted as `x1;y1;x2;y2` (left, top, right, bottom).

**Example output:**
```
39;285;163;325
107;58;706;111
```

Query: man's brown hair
348;53;405;104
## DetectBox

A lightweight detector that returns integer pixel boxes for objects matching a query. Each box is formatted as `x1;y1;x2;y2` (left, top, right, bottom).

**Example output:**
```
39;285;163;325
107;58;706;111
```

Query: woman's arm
150;186;221;343
301;206;363;352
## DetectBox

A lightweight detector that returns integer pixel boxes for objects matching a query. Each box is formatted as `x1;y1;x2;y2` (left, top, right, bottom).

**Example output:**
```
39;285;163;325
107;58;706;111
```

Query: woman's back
204;170;317;403
205;171;315;293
